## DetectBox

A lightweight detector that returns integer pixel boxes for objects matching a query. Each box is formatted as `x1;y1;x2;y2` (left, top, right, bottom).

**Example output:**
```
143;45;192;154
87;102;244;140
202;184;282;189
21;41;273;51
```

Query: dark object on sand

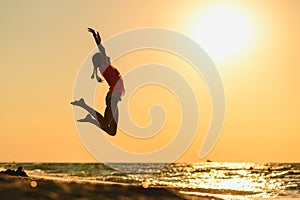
0;166;28;177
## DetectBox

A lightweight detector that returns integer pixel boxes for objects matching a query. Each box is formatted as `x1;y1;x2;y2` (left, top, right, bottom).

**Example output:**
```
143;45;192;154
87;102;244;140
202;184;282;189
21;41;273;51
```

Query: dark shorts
106;93;122;103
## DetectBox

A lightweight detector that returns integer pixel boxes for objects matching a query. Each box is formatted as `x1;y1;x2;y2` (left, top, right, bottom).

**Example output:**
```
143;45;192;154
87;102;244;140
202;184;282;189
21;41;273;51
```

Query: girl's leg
77;114;101;129
71;98;103;123
71;97;119;136
102;97;119;136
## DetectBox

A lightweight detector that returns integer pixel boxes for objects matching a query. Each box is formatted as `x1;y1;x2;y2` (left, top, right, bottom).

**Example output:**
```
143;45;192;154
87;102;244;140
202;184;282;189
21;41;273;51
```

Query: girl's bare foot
77;114;93;122
70;98;85;106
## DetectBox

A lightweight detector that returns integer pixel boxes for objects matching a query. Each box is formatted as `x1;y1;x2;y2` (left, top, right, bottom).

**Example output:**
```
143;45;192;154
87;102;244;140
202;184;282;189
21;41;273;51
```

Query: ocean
0;162;299;199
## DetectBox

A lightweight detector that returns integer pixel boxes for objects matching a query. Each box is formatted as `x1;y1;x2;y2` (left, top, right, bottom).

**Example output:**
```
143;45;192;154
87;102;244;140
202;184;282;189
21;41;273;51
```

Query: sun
189;5;253;62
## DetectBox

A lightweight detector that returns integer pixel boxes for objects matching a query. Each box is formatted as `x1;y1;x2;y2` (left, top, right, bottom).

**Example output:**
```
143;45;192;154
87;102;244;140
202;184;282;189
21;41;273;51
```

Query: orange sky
0;0;299;162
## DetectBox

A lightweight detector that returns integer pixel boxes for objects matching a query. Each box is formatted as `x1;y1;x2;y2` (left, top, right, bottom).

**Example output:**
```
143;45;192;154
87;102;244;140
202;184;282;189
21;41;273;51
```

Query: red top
99;64;125;95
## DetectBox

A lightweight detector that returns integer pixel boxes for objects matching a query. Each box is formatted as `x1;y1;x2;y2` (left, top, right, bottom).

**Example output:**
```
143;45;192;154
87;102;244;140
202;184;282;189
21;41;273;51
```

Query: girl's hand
88;27;96;34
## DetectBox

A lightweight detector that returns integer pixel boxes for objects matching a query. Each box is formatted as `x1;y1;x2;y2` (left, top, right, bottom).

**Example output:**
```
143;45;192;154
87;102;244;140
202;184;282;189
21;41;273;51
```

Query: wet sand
0;174;222;200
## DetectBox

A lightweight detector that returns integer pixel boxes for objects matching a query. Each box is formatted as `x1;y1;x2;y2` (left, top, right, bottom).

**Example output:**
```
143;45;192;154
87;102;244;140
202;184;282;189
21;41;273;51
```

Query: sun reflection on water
142;162;295;199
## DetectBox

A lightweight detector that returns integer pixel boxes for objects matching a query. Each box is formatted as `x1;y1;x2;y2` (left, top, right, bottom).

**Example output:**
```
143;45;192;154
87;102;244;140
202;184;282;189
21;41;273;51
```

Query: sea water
0;162;299;199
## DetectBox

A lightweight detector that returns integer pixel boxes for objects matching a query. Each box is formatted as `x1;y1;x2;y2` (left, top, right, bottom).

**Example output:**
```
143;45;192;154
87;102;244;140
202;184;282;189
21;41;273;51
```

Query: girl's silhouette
71;28;125;136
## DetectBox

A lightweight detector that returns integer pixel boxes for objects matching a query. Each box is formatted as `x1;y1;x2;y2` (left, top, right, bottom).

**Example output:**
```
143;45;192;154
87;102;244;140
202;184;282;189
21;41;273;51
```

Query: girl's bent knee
106;129;117;136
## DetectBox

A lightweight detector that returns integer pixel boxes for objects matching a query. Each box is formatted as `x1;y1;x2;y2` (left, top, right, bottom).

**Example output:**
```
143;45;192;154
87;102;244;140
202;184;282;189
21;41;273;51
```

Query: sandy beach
0;174;222;200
